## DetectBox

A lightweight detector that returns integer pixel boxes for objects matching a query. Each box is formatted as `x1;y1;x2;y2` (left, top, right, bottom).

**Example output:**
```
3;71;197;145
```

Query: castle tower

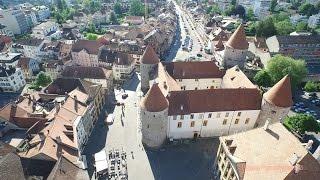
222;24;248;69
140;45;160;93
140;83;168;148
256;75;293;127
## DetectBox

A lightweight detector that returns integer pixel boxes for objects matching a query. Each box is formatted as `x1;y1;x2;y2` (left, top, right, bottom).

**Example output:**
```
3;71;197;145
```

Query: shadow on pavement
145;138;219;180
123;73;140;92
83;104;110;179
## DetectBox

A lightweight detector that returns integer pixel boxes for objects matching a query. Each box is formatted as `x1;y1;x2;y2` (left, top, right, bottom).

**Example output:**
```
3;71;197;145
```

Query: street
165;0;210;62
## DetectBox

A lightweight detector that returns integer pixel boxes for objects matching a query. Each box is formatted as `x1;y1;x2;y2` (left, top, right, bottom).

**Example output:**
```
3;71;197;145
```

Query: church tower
222;24;249;69
256;75;293;127
140;83;168;148
140;45;160;93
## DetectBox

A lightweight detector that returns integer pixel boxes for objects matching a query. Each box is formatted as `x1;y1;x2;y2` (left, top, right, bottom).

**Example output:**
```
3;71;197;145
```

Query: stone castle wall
223;46;247;69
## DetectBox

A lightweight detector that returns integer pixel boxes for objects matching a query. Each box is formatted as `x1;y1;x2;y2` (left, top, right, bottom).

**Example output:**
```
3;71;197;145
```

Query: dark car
122;94;128;99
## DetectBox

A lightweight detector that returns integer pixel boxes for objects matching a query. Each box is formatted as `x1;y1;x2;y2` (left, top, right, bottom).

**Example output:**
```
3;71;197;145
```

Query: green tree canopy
254;70;273;87
266;55;307;89
299;3;318;16
256;17;276;37
246;8;255;21
304;81;319;92
225;5;236;16
296;22;308;32
284;114;320;134
109;11;118;25
35;72;52;87
275;20;295;35
114;1;122;15
86;33;98;40
129;0;144;16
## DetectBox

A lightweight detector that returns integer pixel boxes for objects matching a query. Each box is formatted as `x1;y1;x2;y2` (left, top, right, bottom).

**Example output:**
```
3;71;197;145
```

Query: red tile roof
141;83;168;112
140;45;160;64
71;40;102;55
168;88;262;115
264;75;293;108
226;24;248;50
164;61;225;79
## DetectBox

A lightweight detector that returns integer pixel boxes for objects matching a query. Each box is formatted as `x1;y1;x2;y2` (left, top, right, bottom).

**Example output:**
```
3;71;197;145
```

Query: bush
284;114;320;134
254;70;272;87
304;81;319;92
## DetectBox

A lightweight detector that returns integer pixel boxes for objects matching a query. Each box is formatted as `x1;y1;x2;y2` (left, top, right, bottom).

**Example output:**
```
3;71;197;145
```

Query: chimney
263;118;271;131
289;153;300;166
305;140;313;151
74;95;78;112
54;101;60;114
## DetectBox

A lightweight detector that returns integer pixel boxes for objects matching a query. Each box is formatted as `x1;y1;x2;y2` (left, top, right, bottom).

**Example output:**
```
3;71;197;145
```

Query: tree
246;8;255;21
129;0;144;16
275;20;295;35
86;33;98;40
234;5;246;18
304;81;319;92
299;3;318;16
272;12;290;22
254;70;273;87
270;0;278;12
114;1;122;15
35;72;52;87
284;114;320;134
231;0;236;6
109;11;118;25
266;55;307;89
225;5;236;16
256;17;276;37
296;22;308;32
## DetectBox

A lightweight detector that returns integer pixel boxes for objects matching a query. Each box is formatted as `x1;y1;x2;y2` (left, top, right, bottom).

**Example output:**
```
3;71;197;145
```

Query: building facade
0;66;26;92
0;9;29;35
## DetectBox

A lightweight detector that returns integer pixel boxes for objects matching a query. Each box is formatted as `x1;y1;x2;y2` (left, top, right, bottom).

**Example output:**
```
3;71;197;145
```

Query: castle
139;25;292;149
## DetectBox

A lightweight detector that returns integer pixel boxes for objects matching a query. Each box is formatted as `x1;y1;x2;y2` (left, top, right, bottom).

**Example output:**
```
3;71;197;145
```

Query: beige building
214;122;320;180
71;40;102;67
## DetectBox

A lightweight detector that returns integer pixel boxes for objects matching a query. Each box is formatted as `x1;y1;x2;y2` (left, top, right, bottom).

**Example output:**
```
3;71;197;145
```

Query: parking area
146;138;219;180
291;90;320;119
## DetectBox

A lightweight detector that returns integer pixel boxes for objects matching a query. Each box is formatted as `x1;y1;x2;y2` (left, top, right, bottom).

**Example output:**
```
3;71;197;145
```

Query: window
198;114;204;119
195;87;198;90
177;122;182;128
245;118;250;124
179;79;182;82
195;79;199;81
235;119;239;124
173;115;177;120
225;112;229;117
203;120;208;126
217;113;221;118
190;121;195;127
147;124;150;128
180;115;184;120
190;114;194;119
223;119;227;125
237;112;241;116
208;113;212;118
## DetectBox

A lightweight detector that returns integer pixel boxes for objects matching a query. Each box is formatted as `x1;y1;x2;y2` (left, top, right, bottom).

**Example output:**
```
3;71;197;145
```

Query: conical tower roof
264;75;293;108
226;24;248;50
141;83;168;112
215;37;224;50
140;45;160;64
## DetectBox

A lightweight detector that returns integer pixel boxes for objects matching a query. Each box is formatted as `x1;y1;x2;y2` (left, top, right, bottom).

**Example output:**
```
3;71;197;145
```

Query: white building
0;66;26;92
254;0;272;20
0;9;29;34
32;21;60;39
12;38;44;60
0;24;14;37
0;52;22;67
31;6;50;22
308;13;320;28
139;47;293;148
112;54;135;81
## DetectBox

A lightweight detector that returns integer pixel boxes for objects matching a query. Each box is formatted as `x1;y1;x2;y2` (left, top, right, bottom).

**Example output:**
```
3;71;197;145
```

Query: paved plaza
83;73;219;180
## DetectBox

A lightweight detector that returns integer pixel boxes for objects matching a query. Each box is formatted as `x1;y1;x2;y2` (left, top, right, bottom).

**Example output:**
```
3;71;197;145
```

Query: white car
106;114;115;125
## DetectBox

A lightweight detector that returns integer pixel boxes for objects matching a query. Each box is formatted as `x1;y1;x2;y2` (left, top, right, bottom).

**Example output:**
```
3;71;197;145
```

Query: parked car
122;94;128;99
